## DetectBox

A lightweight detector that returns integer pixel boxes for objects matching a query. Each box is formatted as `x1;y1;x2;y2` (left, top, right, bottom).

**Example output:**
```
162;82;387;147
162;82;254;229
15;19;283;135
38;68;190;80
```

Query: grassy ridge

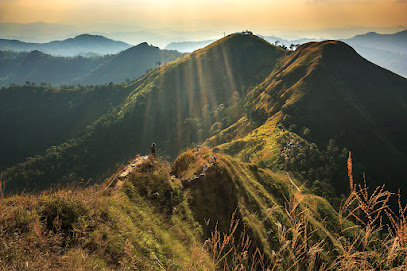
0;158;215;270
3;148;407;269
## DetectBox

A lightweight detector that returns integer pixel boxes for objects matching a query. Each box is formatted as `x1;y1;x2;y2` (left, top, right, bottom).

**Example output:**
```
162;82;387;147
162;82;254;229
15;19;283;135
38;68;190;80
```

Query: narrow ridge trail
105;155;149;191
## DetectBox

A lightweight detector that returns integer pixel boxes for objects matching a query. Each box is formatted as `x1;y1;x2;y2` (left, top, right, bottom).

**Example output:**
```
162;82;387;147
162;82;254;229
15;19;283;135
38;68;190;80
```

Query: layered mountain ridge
0;34;132;56
0;43;183;86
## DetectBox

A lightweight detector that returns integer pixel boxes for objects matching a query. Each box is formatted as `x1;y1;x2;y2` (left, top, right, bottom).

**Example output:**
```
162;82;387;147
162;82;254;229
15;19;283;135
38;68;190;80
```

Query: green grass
0;159;215;270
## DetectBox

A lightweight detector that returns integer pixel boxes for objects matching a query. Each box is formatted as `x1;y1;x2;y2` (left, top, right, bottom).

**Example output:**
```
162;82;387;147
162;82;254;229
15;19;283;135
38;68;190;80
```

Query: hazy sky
1;0;407;33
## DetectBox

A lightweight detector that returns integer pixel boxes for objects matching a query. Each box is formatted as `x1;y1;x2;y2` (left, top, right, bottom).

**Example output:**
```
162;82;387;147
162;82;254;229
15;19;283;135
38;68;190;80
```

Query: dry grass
203;151;407;270
2;150;407;270
204;211;268;271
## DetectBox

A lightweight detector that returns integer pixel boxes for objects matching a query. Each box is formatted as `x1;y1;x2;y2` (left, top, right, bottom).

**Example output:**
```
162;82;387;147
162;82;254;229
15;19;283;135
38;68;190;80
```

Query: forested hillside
0;43;183;87
0;84;133;170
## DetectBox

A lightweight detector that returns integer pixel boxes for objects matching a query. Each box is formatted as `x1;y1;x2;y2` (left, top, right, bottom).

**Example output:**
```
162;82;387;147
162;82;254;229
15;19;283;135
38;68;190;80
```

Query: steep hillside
220;40;407;193
2;33;286;192
0;34;132;56
0;150;345;269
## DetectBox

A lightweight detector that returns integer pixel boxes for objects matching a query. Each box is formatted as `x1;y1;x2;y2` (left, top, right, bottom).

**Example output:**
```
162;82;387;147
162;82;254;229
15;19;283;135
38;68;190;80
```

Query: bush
39;194;88;234
129;159;182;213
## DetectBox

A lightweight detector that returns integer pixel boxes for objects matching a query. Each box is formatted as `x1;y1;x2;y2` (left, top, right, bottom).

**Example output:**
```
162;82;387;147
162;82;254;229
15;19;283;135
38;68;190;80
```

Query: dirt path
105;155;149;191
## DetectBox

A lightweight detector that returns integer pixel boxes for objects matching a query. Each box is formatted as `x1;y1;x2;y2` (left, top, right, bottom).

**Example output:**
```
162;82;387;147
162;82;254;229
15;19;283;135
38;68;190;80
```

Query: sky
1;0;407;42
1;0;407;30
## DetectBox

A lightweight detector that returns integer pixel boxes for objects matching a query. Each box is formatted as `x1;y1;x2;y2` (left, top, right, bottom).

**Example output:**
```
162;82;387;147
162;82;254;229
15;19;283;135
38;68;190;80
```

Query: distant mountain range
0;22;222;48
0;34;133;56
343;30;407;54
0;42;184;86
165;40;217;53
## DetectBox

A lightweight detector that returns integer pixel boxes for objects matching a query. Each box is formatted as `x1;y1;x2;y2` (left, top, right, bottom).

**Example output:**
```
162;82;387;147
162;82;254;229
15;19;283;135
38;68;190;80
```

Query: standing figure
151;143;156;158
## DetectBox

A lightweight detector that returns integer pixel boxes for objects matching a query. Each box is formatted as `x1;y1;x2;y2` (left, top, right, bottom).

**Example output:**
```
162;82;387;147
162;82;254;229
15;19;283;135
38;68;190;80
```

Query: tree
211;122;222;135
303;128;310;137
232;91;240;104
216;104;225;122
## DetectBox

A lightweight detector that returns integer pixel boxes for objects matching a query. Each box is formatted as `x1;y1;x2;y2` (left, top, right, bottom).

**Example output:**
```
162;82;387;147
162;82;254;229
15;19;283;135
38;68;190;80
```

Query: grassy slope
215;40;407;192
173;149;348;263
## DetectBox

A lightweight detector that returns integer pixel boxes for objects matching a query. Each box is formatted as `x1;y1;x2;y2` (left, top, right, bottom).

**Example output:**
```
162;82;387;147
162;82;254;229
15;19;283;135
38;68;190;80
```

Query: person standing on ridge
151;143;156;158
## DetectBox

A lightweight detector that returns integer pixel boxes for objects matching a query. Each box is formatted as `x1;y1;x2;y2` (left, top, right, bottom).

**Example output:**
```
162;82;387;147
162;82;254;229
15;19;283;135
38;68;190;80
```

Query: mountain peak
73;34;106;40
136;42;150;47
295;40;358;64
192;32;284;57
123;42;157;53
